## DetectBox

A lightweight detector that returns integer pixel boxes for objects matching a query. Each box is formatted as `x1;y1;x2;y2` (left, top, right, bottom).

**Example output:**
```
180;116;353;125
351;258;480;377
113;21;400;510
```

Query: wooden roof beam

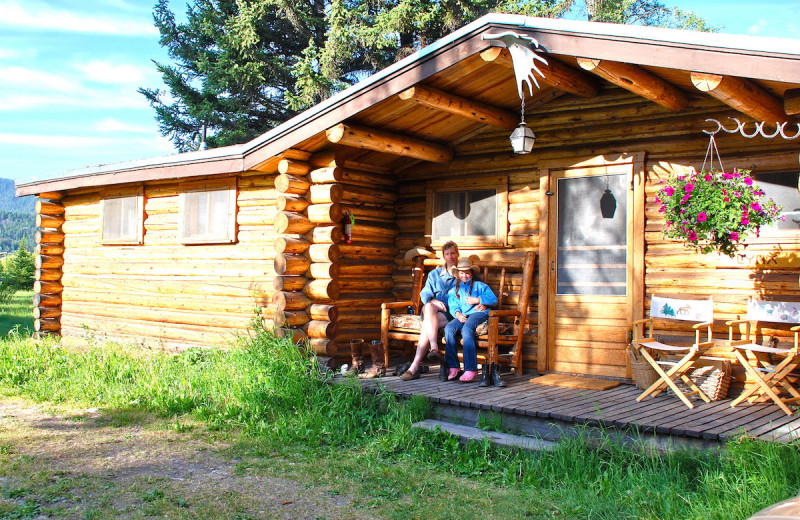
577;58;689;111
691;72;791;126
481;48;600;98
325;123;453;164
786;88;800;116
398;84;517;130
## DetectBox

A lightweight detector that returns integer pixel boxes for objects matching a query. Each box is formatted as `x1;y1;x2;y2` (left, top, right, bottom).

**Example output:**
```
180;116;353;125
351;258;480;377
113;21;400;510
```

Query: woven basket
674;360;732;401
631;360;660;390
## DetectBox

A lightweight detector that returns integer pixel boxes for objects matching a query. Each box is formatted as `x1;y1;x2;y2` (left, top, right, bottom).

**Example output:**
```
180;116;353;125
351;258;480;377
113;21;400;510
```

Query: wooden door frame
537;152;646;376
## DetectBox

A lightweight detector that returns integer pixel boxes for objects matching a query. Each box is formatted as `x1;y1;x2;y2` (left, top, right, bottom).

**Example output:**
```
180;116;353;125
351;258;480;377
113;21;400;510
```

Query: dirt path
0;397;364;519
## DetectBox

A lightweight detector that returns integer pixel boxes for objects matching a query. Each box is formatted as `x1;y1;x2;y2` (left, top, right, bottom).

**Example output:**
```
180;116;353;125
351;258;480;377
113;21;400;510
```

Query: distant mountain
0;179;36;252
1;178;35;213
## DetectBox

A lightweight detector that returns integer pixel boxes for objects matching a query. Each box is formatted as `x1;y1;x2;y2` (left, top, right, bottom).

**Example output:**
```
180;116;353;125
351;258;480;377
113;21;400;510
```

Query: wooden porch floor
355;368;800;446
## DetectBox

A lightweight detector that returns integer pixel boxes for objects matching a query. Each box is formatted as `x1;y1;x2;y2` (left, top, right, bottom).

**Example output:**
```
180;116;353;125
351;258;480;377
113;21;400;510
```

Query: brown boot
343;339;364;376
359;340;386;379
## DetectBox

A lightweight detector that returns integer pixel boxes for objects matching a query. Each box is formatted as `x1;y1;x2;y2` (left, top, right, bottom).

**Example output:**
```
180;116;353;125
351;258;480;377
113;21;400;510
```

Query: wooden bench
380;250;536;374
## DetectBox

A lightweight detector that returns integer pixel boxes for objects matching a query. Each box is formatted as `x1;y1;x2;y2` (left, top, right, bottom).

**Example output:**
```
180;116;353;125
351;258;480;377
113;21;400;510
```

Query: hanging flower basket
655;169;783;258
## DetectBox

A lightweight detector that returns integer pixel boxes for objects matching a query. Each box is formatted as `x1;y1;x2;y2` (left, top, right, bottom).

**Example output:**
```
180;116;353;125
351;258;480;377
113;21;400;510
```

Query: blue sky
1;0;799;185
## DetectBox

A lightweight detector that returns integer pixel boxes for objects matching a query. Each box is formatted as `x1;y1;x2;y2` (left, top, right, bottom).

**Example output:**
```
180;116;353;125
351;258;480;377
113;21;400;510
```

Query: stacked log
272;156;339;357
33;196;65;336
308;151;399;358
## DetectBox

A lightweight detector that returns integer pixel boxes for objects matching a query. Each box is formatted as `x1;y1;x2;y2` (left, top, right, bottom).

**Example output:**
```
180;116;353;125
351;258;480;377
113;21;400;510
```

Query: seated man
400;241;459;381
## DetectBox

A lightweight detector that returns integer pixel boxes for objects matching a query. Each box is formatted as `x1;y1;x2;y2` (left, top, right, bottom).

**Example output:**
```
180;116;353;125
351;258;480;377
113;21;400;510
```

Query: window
426;176;508;247
752;170;800;236
100;190;143;245
179;184;237;244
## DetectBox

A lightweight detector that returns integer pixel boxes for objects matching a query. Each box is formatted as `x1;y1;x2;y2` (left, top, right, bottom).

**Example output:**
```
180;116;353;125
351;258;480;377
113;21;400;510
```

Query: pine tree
4;237;34;291
139;0;321;152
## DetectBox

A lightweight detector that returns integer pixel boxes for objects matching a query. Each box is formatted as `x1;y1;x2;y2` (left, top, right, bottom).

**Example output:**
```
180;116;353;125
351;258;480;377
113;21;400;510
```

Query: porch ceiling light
510;95;535;154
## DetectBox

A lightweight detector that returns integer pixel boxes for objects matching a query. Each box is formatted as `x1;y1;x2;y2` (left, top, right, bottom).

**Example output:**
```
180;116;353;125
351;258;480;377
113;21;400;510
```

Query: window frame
425;175;508;248
178;181;237;245
750;169;800;243
99;187;144;245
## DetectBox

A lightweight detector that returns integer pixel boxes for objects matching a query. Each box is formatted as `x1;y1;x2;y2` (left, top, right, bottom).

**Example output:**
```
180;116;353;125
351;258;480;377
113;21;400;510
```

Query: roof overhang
16;14;800;197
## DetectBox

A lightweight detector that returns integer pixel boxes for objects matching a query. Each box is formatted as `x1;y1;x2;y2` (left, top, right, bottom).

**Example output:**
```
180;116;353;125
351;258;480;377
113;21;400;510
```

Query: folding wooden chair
727;299;800;416
631;296;715;409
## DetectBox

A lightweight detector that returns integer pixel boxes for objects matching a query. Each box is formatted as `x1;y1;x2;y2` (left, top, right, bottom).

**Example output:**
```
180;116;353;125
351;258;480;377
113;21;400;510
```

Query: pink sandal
447;368;460;381
459;370;478;383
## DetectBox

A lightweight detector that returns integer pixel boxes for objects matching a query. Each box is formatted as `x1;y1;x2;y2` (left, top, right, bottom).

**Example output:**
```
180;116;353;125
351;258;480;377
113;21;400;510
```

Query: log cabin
15;14;800;386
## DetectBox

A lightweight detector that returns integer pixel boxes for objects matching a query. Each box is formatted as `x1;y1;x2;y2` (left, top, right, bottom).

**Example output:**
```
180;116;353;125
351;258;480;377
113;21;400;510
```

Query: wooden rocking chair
381;251;535;375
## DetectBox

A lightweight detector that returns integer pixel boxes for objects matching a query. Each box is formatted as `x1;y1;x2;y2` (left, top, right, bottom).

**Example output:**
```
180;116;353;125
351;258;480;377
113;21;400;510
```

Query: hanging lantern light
510;93;535;154
600;175;617;219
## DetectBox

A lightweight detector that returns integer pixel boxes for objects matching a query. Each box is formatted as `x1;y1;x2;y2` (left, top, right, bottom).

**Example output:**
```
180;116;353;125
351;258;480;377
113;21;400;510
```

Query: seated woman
400;241;459;381
444;258;497;383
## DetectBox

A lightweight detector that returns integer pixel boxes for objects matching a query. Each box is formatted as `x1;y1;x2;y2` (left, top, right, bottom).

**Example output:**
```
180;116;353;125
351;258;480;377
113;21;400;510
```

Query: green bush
1;237;34;291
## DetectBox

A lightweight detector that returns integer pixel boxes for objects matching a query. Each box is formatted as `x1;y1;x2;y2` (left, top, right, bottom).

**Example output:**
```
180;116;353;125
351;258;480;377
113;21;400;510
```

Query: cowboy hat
403;246;436;263
450;257;480;277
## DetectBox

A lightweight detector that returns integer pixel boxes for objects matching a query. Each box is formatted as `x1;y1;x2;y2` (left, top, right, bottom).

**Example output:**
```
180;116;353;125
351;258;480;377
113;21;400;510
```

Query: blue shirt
447;280;498;317
419;266;457;305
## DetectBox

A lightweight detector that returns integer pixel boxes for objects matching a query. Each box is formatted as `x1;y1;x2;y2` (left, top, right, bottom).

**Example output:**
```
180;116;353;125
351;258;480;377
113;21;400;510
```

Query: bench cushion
388;313;514;335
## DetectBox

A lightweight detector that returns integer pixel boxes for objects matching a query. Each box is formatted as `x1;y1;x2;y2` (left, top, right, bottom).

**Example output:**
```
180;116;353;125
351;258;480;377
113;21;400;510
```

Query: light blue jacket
447;280;498;317
419;266;457;305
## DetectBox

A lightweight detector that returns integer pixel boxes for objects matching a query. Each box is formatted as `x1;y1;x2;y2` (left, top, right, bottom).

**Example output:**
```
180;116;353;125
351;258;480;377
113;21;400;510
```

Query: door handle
551;260;555;272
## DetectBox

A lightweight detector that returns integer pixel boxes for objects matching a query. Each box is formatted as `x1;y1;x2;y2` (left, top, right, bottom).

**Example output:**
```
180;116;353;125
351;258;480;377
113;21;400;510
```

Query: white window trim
425;175;508;248
178;182;237;245
100;189;144;245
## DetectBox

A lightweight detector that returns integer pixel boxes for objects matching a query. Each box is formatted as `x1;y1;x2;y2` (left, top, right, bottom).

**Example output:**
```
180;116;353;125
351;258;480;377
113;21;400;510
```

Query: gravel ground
0;397;366;519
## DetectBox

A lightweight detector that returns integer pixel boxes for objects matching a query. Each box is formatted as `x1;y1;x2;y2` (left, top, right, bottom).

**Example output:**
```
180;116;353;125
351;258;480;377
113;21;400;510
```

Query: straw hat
450;257;480;277
403;246;436;263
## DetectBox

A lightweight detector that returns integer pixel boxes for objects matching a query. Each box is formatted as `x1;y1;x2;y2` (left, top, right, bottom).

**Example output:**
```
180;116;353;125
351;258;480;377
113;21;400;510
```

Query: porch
355;367;800;448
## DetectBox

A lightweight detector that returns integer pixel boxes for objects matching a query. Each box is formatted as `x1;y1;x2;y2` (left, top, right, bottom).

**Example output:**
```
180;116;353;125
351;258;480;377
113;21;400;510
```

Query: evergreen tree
142;0;711;150
4;237;35;291
139;0;322;152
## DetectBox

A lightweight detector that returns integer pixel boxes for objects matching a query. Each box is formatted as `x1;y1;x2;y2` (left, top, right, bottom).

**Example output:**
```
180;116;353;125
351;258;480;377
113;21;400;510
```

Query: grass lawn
0;290;33;337
0;309;799;519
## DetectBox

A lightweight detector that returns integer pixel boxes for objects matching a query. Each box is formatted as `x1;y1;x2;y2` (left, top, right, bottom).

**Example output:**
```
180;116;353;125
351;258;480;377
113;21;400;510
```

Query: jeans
444;311;488;372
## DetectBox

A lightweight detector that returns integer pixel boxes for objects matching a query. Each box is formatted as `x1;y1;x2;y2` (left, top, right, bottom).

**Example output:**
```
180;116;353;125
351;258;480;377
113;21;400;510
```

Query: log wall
47;172;278;350
308;151;399;356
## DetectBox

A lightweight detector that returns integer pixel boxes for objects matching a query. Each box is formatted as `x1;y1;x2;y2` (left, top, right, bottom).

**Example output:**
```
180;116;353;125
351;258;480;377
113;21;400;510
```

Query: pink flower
741;217;750;226
688;231;698;242
751;202;761;212
722;173;734;179
658;205;666;213
704;173;713;181
729;231;739;241
697;212;708;222
654;196;660;204
685;184;695;193
724;197;730;202
744;177;753;186
663;186;674;196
